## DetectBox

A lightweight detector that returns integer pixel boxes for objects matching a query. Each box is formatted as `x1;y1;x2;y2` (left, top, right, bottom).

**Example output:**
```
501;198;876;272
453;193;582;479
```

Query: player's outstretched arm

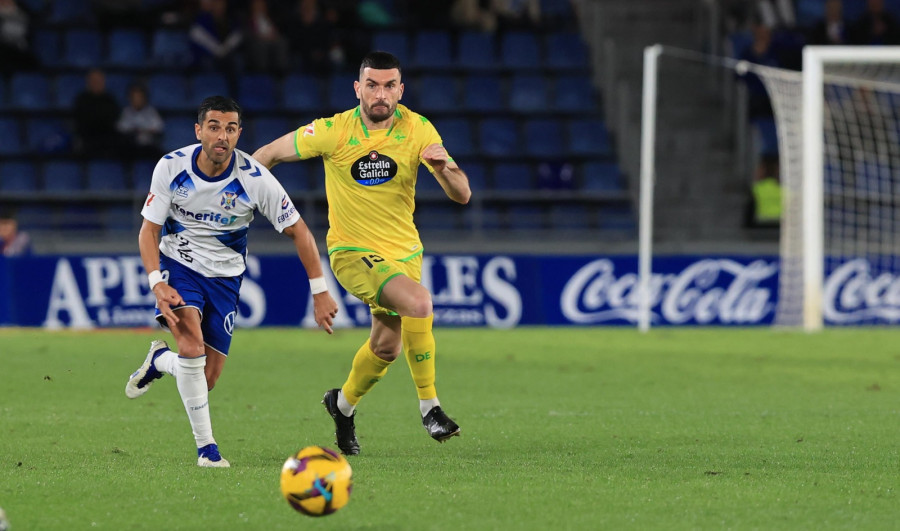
421;143;471;204
283;219;338;334
252;131;299;170
138;219;185;326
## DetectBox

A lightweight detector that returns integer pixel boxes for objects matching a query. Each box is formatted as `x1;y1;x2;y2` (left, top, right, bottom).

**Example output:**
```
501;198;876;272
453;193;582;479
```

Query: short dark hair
359;51;402;77
197;96;242;126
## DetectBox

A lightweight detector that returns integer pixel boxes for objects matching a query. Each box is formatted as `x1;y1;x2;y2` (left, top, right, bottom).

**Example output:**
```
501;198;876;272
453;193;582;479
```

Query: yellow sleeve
417;116;449;173
293;116;340;160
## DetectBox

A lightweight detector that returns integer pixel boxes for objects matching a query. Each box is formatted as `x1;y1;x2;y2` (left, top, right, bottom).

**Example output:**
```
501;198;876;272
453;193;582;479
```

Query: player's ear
353;80;361;100
398;82;403;101
194;123;201;140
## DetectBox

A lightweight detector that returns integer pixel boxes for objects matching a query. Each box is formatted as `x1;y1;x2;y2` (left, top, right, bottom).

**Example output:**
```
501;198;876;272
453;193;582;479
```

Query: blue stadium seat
48;0;92;24
147;73;191;112
541;0;576;23
282;74;322;112
457;31;496;70
507;205;544;229
0;162;37;192
26;118;70;154
414;204;460;230
33;29;60;68
10;73;50;110
524;119;565;158
150;29;192;68
105;205;139;232
545;33;589;70
463;74;503;112
327;74;358;111
554;75;596;112
462;162;487;191
371;31;409;65
416;75;457;112
104;74;131;105
62;30;103;68
500;32;541;69
478;118;519;157
549;203;591;230
537;161;576;190
270;164;308;194
411;31;452;68
253;117;291;149
54;74;85;109
0;118;22;156
62;205;104;231
582;162;623;191
107;29;147;67
728;31;753;58
42;161;83;192
17;205;57;231
131;159;157;188
239;74;279;112
416;164;445;195
161;116;200;153
189;73;231;102
598;204;636;232
492;162;534;190
567;118;612;157
509;74;548;112
463;200;502;230
86;160;129;191
435;118;474;158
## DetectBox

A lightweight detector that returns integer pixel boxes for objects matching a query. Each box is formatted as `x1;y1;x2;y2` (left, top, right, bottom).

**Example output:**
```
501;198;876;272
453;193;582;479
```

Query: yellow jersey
292;104;445;260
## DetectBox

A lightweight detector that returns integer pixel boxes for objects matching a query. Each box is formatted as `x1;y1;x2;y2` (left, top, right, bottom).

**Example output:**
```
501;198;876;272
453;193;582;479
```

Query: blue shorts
156;254;243;355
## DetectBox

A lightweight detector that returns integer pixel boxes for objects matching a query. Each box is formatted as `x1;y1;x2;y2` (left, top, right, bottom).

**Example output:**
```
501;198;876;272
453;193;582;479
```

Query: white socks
337;390;355;417
175;356;215;448
419;398;440;417
153;350;178;376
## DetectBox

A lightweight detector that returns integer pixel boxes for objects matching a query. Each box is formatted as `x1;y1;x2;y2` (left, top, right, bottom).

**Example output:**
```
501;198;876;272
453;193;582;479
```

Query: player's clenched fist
421;143;449;172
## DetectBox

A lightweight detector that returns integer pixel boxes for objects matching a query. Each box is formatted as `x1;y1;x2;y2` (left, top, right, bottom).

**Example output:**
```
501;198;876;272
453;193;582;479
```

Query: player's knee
177;340;205;358
406;295;433;318
369;340;401;361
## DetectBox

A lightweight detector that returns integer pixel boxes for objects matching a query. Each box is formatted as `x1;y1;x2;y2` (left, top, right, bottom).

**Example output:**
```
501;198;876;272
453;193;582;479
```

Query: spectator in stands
492;0;541;32
807;0;847;45
755;0;795;30
849;0;900;44
451;0;498;32
117;83;165;160
245;0;289;75
0;0;36;73
0;208;32;256
189;0;243;81
285;0;354;74
73;68;124;158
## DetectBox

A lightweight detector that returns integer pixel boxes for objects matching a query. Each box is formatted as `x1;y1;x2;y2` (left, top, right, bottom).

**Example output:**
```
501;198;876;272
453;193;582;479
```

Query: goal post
638;44;900;331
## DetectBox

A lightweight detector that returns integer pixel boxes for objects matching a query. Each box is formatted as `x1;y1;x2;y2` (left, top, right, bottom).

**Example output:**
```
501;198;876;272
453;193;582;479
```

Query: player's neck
361;114;393;131
196;152;229;177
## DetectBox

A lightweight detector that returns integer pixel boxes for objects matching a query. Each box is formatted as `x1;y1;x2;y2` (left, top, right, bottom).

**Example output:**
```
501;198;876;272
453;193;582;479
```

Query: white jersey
141;144;301;277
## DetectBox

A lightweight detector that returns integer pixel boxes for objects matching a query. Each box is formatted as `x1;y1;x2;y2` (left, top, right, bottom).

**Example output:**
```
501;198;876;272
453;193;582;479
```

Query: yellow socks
401;315;437;400
341;340;391;406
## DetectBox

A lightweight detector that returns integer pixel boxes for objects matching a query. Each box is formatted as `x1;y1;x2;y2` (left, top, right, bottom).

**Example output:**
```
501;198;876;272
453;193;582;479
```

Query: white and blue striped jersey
141;144;301;277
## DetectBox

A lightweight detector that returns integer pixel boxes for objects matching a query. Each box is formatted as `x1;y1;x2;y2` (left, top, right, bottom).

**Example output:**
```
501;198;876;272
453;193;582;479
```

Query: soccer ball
280;446;352;517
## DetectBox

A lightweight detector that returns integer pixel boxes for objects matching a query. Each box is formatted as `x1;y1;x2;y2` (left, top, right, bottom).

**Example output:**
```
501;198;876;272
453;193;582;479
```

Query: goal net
752;47;900;329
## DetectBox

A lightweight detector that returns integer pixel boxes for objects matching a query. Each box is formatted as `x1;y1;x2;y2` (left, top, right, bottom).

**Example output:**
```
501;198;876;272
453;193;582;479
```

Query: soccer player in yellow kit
253;51;471;455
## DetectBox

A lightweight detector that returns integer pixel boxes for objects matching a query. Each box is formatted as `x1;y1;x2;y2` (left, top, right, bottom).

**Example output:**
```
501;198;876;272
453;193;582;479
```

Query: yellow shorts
328;249;422;315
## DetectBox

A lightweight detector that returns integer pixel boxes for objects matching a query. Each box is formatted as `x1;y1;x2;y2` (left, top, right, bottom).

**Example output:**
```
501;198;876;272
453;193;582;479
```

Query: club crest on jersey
351;151;398;186
175;185;190;198
220;191;238;210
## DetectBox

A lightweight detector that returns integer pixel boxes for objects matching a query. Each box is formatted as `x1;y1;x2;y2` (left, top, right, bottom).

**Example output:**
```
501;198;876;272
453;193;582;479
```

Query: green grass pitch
1;327;898;530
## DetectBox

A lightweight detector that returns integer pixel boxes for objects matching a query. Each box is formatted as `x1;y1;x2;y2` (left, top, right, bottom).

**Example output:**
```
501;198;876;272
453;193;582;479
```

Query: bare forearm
138;220;162;274
284;221;324;279
435;167;472;204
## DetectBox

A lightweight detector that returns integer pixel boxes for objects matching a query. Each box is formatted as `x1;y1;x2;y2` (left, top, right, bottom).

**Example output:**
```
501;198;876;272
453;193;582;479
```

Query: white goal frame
638;45;900;332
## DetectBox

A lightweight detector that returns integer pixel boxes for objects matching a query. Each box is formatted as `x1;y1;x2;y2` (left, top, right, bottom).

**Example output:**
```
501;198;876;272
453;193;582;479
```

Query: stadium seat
537;161;575;190
41;161;83;192
253;117;291;149
104;74;131;105
0;118;22;156
150;29;192;68
0;162;37;192
463;74;504;112
131;159;157;188
545;33;589;70
327;74;358;111
457;31;496;70
416;164;445;195
416;75;458;112
161;116;200;153
411;31;452;68
509;74;548;112
270;163;308;194
239;74;279;112
507;205;544;229
582;162;623;191
597;204;636;232
10;73;50;110
500;32;541;69
105;204;139;232
282;74;322;112
62;30;103;68
371;31;409;65
16;205;57;231
147;73;191;112
554;75;596;112
33;29;60;68
567;118;612;157
463;200;503;230
107;29;147;67
86;160;129;192
0;77;4;109
524;119;565;158
435;118;474;158
478;118;519;157
414;203;460;230
492;162;534;190
25;118;70;154
549;203;591;230
461;162;487;192
54;74;85;109
62;204;104;231
48;0;92;24
541;0;576;24
189;73;231;102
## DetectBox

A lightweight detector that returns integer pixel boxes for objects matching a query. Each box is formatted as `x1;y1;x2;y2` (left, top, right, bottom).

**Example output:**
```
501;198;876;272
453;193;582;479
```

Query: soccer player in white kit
125;96;339;467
